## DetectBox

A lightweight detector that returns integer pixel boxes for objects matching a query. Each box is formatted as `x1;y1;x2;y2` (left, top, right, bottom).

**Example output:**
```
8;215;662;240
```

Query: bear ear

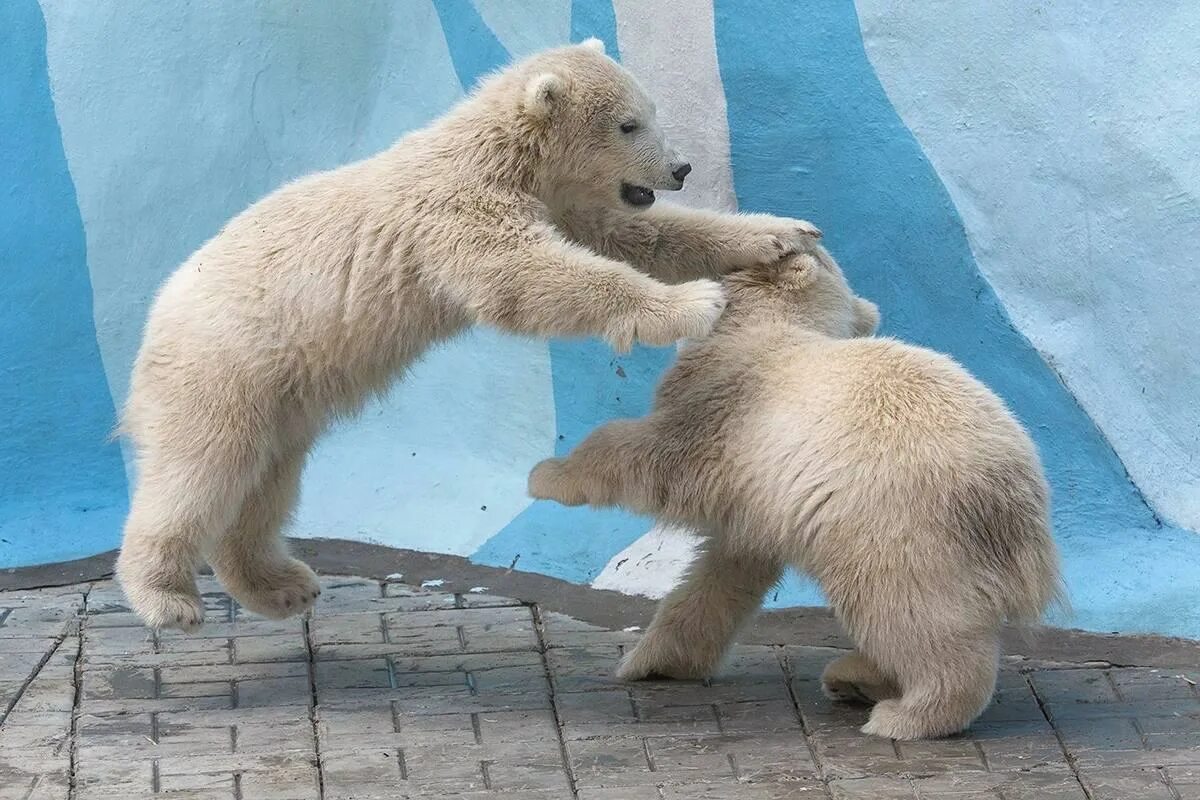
851;297;881;337
524;72;566;119
579;37;605;54
778;253;821;287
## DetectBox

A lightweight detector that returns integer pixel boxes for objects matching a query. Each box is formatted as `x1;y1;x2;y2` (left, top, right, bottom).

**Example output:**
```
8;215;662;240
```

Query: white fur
115;41;820;631
530;247;1062;740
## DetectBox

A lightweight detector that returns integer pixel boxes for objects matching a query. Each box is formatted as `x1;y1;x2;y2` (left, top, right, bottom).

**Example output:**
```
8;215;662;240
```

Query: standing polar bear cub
116;39;820;631
530;247;1062;740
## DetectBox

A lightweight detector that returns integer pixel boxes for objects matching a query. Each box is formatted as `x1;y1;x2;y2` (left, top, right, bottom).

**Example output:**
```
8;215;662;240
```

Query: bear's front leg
528;419;663;513
556;203;822;282
452;235;727;351
528;457;591;506
724;213;823;270
618;540;783;681
614;279;727;350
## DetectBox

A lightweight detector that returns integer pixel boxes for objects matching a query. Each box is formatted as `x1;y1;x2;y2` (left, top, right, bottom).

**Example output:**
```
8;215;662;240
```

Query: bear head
480;38;690;209
723;247;880;339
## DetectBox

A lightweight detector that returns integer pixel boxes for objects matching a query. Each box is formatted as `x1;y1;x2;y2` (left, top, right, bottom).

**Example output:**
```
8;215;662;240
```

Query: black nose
672;163;692;182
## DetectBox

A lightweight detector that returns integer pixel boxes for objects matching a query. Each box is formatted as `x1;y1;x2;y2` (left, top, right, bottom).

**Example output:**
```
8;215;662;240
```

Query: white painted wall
856;1;1200;529
614;0;738;212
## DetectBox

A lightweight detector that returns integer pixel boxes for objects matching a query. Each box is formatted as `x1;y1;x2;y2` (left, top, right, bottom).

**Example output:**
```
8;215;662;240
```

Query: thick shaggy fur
116;39;820;631
529;247;1062;740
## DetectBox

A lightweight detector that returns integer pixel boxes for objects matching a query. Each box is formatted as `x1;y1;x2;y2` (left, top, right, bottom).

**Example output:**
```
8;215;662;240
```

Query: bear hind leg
116;441;266;632
861;633;998;740
208;451;321;620
821;650;900;705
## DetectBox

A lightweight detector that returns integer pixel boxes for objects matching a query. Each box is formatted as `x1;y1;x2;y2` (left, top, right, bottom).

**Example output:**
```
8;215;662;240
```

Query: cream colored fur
529;247;1062;740
115;40;820;631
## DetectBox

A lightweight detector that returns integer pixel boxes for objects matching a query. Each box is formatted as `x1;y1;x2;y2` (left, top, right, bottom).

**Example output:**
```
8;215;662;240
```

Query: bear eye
619;120;639;134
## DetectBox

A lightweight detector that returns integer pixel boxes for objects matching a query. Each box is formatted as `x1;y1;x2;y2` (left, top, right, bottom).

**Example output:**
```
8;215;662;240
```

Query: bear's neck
419;103;550;198
715;299;830;341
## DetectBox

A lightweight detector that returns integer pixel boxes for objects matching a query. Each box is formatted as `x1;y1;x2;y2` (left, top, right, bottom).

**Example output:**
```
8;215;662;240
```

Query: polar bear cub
529;246;1062;740
115;38;820;631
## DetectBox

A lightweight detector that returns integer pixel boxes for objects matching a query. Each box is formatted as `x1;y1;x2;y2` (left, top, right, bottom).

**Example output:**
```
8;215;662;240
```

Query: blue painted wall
0;0;129;565
4;0;1197;638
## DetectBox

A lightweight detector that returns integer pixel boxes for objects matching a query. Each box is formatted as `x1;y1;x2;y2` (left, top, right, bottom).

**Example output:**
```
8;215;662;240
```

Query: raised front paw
792;217;822;239
633;279;727;347
528;458;588;506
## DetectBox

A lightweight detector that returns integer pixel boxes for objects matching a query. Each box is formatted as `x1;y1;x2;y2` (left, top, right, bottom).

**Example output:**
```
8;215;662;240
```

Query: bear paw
528;458;588;506
820;652;898;705
616;640;712;682
793;217;823;239
127;585;207;632
739;217;823;266
227;559;322;620
633;279;727;347
861;700;930;740
861;698;975;740
822;678;877;705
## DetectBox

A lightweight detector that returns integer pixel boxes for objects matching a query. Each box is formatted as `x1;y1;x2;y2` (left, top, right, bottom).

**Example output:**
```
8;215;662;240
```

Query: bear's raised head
476;39;690;209
723;247;880;339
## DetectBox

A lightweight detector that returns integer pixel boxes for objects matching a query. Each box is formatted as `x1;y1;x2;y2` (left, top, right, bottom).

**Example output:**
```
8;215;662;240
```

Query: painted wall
3;1;1197;637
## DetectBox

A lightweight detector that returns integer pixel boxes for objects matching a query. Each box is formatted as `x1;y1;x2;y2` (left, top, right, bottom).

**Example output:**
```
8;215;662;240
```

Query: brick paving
1;576;1197;799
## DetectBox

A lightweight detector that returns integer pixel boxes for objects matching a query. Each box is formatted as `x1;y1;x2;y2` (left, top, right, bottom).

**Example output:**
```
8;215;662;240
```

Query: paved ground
2;576;1198;799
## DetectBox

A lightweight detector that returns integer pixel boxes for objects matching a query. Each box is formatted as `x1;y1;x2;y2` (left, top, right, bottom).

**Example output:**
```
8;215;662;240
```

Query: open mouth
620;183;656;207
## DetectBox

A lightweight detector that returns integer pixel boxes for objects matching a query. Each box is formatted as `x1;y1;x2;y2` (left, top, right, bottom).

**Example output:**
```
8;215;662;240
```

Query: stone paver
1;577;1197;799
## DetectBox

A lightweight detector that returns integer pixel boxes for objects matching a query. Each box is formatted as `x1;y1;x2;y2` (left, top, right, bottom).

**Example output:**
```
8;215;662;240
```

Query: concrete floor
2;574;1199;799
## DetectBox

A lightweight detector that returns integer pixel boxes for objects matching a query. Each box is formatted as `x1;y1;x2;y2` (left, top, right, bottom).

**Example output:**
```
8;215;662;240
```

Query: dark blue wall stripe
432;0;510;89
